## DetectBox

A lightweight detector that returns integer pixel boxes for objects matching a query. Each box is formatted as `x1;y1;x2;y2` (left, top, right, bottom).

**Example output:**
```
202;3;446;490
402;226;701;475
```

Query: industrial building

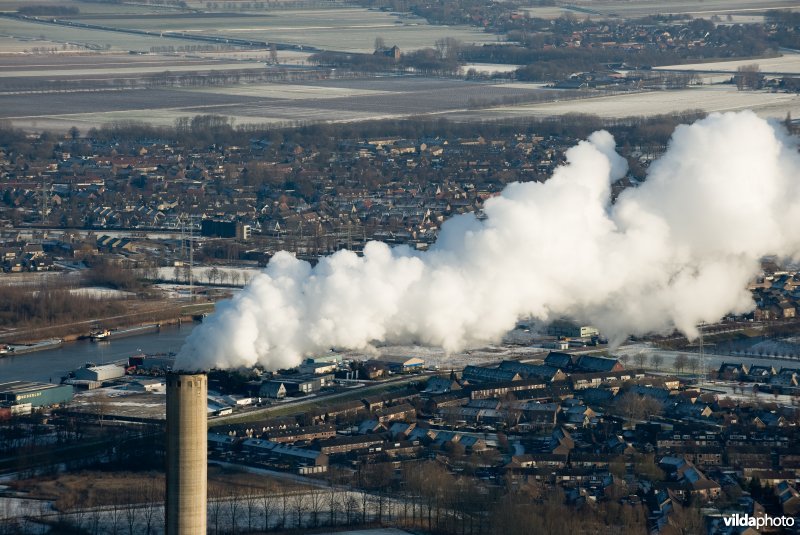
73;363;126;382
547;320;600;339
200;219;251;240
299;359;339;375
262;373;334;396
377;355;425;373
0;381;73;407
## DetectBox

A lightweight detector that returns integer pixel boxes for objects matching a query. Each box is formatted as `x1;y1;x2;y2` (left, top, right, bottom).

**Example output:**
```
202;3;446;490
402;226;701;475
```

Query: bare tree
344;494;359;525
209;485;224;535
123;486;139;534
227;487;241;534
327;485;340;527
141;480;160;535
687;356;700;376
290;492;306;529
269;43;279;65
280;487;290;529
650;353;664;370
734;64;763;90
308;487;323;528
244;487;259;532
674;353;689;374
260;490;276;532
108;490;123;535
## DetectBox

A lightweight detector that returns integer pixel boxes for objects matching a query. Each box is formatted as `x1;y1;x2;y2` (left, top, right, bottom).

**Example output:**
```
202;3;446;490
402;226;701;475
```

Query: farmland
0;16;193;52
466;85;800;122
0;0;798;133
560;0;800;18
656;52;800;75
0;77;570;131
66;8;497;53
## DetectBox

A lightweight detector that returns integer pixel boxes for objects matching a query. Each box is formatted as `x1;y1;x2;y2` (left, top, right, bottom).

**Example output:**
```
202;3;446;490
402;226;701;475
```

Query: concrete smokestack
166;372;207;535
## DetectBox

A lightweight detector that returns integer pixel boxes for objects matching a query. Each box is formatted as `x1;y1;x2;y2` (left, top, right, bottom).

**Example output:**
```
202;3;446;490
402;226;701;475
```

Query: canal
0;323;196;383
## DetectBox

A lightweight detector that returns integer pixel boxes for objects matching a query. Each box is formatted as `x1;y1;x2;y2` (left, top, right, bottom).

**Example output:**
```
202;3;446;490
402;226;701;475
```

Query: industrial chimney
166;372;207;535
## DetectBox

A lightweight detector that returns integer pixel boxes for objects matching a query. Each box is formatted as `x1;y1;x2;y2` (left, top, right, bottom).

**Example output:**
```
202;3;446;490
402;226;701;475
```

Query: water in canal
0;323;195;383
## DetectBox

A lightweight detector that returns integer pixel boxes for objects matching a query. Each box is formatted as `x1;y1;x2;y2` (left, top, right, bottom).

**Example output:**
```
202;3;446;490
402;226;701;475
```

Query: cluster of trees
734;64;765;91
83;258;145;291
6;458;695;535
309;50;395;72
614;391;665;423
310;37;464;75
148;44;238;53
0;284;125;328
72;108;704;153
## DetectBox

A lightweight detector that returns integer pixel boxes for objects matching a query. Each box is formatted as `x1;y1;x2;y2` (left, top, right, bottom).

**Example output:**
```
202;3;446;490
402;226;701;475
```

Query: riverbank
0;323;196;383
0;301;213;346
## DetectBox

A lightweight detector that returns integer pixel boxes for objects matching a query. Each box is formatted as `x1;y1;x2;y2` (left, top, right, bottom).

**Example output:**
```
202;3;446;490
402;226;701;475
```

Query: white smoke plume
176;111;800;371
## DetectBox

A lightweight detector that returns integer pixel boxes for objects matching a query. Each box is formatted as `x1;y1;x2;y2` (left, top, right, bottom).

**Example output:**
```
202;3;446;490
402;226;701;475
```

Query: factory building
548;320;600;339
0;381;73;407
73;363;126;382
377;355;425;373
262;373;334;396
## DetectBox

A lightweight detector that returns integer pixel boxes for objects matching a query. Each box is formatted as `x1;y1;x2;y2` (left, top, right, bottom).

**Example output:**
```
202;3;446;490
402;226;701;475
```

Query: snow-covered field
656;52;800;75
483;86;800;120
73;8;498;54
68;287;133;299
460;63;520;75
0;61;262;79
187;83;392;100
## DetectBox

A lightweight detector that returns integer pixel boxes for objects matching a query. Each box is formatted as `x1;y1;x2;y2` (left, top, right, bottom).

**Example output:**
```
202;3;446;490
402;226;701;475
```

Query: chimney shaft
166;372;207;535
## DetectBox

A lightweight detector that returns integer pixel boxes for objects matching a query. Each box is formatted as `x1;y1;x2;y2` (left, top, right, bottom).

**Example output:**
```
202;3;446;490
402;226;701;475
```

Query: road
210;372;436;426
617;342;800;375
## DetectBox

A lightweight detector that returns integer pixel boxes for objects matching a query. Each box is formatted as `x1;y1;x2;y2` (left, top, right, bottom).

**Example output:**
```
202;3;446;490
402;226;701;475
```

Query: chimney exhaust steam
177;111;800;372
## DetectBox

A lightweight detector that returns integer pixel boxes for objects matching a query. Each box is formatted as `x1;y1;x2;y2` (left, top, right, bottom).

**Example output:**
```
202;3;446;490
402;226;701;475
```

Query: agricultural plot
187;82;391;99
567;0;800;18
0;88;266;117
0;0;176;15
0;77;559;131
656;51;800;75
0;53;256;74
0;16;191;51
466;85;800;121
0;61;262;78
0;35;65;52
70;8;499;53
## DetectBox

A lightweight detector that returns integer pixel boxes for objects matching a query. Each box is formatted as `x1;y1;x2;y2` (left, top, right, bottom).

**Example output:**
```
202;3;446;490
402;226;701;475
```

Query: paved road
211;372;435;426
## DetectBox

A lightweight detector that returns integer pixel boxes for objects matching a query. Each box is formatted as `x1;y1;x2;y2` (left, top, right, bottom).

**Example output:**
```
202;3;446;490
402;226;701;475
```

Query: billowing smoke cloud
176;111;800;371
